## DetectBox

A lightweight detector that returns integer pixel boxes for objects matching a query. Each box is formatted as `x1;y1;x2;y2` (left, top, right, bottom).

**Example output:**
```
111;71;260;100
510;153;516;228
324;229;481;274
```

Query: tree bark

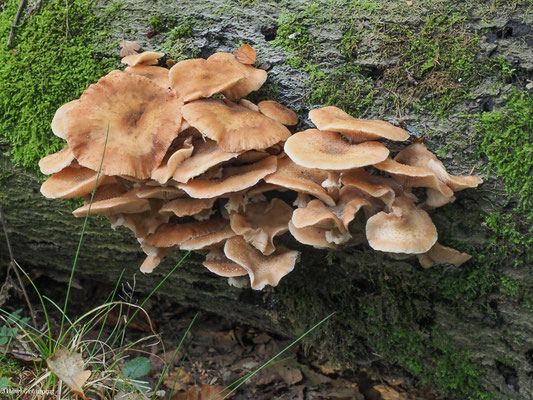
1;1;533;399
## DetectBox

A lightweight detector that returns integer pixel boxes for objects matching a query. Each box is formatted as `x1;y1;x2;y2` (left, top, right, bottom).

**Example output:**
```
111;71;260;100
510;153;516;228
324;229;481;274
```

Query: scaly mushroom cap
264;157;335;207
203;247;248;277
208;52;267;100
121;51;164;66
40;166;115;199
159;198;216;217
285;129;389;170
72;190;151;217
51;100;78;139
417;242;472;268
172;138;241;183
229;198;293;255
258;100;299;126
366;196;438;254
182;99;291;152
224;237;300;290
309;106;409;143
144;218;228;247
178;155;277;198
373;158;453;196
63;71;182;179
394;143;483;191
169;58;245;102
125;65;170;89
39;146;75;175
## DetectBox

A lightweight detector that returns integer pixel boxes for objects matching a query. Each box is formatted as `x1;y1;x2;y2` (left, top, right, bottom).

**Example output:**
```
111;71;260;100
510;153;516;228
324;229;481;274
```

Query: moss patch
0;0;119;170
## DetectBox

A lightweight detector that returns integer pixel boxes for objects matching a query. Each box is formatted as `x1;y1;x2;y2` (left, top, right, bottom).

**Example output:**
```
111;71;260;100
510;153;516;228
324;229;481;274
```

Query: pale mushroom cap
224;237;300;290
258;100;299;126
135;185;185;200
341;168;396;207
229;198;293;255
239;99;259;111
40;166;114;199
121;51;164;66
151;137;194;184
208;52;267;100
309;106;409;143
178;155;277;199
182;99;291;152
172;138;241;183
144;218;228;247
51;100;78;139
159;198;216;217
417;242;472;268
119;208;170;239
366;196;438;254
292;199;345;232
39;146;75;175
181;224;236;250
169;58;244;102
63;71;182;179
125;65;170;89
285;129;389;170
264;157;335;207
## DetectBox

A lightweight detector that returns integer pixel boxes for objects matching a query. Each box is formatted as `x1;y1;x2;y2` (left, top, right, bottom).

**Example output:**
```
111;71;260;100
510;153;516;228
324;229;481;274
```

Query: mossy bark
1;0;533;399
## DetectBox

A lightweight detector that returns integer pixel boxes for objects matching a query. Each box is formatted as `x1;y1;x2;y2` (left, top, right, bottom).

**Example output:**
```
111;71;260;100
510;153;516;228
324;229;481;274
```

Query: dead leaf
373;384;408;400
232;44;256;65
164;368;195;388
275;365;303;385
47;348;91;400
172;384;234;400
119;40;141;57
406;0;413;6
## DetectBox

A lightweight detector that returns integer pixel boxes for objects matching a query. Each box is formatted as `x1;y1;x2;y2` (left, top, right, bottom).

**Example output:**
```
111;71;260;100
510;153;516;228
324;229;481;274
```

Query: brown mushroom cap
417;242;472;268
39;146;75;175
341;168;397;207
121;51;164;66
288;221;338;249
63;71;183;179
239;99;259;112
258;100;299;126
172;138;241;183
182;99;291;152
72;190;151;217
159;198;216;217
264;157;335;207
373;158;453;196
169;58;245;102
292;199;346;232
151;137;194;184
113;207;170;239
366;196;438;254
284;130;389;170
51;100;78;139
229;198;293;255
40;166;115;199
125;65;170;89
135;185;184;201
224;236;300;290
181;224;236;250
144;218;228;248
203;248;248;277
309;106;409;143
208;52;267;100
178;155;277;199
394;143;483;191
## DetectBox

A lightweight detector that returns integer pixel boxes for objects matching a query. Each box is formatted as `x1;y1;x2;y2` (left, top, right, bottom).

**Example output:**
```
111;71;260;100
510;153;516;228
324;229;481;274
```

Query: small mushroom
40;166;115;199
258;100;299;126
38;146;75;175
417;242;472;268
121;51;164;66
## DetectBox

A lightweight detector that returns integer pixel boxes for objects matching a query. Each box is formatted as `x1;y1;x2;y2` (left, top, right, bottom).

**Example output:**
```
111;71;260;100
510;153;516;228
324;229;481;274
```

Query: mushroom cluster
38;46;482;290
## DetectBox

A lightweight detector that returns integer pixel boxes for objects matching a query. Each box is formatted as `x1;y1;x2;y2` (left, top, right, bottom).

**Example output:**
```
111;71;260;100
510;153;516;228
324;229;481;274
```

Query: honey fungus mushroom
37;46;484;288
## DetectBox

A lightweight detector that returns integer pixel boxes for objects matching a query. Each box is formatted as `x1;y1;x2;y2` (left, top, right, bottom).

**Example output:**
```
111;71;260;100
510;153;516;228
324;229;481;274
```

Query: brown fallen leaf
47;348;91;400
164;367;195;389
275;364;303;385
119;40;141;57
232;44;256;65
373;384;408;400
172;384;234;400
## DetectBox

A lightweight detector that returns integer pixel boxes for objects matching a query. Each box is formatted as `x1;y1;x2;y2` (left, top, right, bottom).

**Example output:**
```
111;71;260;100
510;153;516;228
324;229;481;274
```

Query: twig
7;0;27;48
0;205;37;328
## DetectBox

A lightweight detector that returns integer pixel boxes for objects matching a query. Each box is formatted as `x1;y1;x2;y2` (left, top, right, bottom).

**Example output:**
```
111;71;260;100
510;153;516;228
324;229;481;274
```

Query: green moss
476;91;533;226
160;21;199;61
0;0;120;170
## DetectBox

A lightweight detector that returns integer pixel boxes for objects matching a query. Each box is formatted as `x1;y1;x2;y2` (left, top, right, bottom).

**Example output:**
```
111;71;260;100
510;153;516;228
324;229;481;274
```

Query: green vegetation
0;0;119;169
160;21;199;61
